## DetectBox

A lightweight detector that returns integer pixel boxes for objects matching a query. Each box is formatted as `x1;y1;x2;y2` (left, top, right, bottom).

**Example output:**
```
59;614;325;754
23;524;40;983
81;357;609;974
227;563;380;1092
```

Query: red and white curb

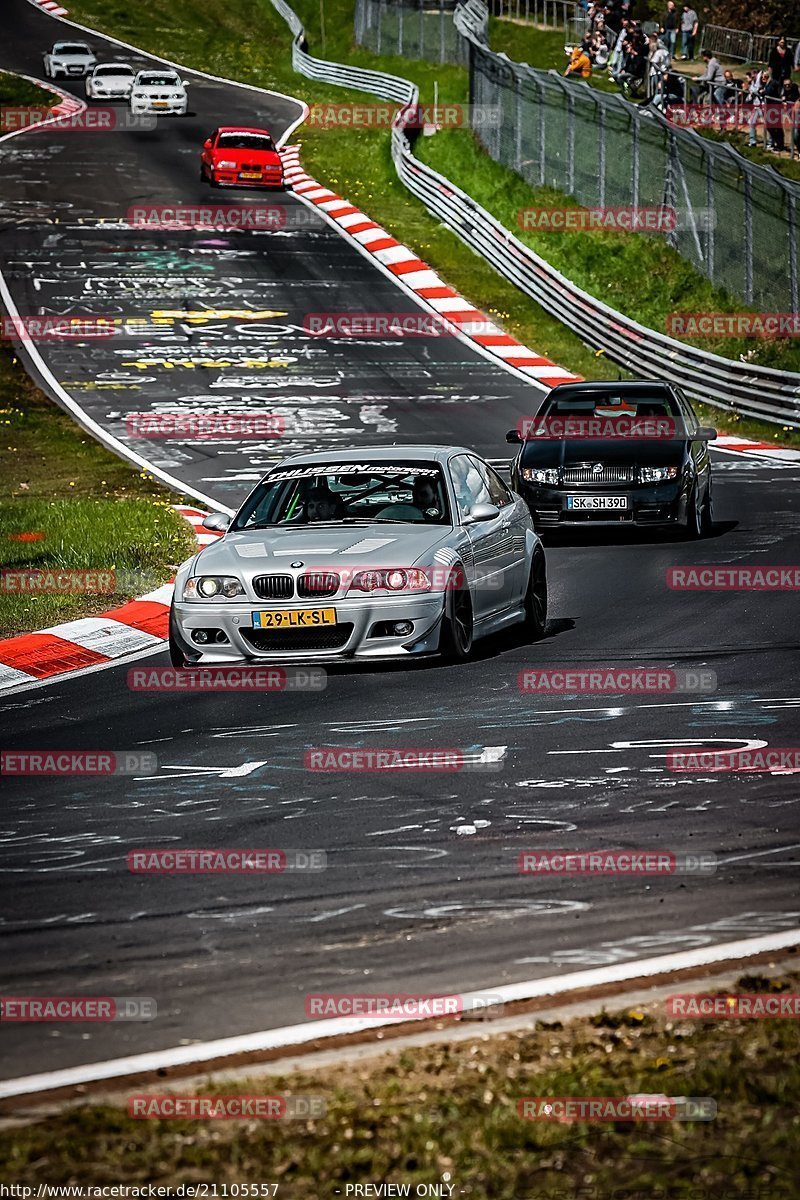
0;507;219;692
280;145;577;389
33;0;70;16
714;435;800;462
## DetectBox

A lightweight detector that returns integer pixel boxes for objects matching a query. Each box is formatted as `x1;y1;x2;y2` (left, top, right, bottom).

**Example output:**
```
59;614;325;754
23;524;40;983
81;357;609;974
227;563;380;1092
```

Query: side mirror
506;428;522;444
182;80;190;87
695;426;717;441
202;511;231;532
468;502;500;523
203;138;212;150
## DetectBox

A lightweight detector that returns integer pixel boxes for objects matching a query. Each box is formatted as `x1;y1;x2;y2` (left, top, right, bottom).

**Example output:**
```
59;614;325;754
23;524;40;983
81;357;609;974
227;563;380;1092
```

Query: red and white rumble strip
0;506;218;691
713;434;800;462
279;144;577;388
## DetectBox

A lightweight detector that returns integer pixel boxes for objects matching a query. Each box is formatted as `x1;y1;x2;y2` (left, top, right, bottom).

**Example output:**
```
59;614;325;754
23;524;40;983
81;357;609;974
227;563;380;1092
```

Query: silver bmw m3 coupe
169;446;548;665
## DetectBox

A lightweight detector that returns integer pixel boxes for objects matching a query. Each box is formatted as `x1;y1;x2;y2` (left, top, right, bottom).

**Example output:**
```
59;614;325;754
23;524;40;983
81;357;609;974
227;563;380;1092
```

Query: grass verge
2;971;799;1194
0;68;60;110
62;0;800;443
0;343;196;638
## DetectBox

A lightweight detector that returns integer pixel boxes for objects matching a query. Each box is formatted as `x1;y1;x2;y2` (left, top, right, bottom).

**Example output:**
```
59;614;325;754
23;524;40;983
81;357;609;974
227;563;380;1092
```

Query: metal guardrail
272;0;800;426
700;23;796;65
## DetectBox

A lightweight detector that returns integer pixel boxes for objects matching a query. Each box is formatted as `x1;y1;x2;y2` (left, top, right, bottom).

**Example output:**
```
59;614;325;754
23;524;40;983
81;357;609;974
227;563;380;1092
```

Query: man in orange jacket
565;45;592;79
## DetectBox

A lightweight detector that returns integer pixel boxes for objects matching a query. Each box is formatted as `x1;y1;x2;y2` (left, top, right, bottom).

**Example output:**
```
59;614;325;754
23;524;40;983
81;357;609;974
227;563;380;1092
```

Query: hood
193;523;453;577
520;438;687;469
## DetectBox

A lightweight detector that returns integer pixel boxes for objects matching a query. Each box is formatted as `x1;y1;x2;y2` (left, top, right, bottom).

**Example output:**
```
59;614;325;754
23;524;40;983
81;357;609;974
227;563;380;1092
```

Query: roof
216;126;274;136
276;446;471;466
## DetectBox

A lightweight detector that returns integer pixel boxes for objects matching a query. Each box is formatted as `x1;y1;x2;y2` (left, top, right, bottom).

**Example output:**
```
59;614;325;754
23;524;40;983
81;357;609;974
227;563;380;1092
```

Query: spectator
692;49;727;103
680;4;698;60
617;30;648;95
609;19;632;75
652;68;686;110
721;69;741;101
648;32;671;77
565;44;592;78
768;36;793;85
794;38;800;73
592;29;611;67
661;0;678;58
783;77;799;153
745;67;767;146
764;71;785;151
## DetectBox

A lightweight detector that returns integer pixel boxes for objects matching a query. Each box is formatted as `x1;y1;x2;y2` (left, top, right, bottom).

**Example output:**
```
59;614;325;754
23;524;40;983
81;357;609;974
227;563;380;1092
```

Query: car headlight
216;160;237;169
521;467;560;484
639;465;679;483
171;92;183;99
183;576;245;600
349;568;431;593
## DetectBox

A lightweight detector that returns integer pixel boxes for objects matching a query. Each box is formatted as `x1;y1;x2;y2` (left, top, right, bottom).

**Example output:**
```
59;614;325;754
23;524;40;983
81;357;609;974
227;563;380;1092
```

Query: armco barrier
272;0;800;427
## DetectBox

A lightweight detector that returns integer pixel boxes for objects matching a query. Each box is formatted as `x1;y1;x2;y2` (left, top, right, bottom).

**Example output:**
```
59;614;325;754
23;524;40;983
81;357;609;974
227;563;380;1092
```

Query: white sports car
129;69;188;116
43;41;96;79
85;62;135;100
169;446;548;666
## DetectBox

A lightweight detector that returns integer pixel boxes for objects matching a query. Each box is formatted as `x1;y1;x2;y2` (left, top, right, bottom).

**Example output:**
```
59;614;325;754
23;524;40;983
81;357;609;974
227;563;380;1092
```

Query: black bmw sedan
507;381;716;537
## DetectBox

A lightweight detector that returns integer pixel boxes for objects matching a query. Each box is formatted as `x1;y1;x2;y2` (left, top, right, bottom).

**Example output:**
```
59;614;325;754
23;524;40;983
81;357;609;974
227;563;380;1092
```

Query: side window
449;454;490;522
674;388;699;432
481;461;514;509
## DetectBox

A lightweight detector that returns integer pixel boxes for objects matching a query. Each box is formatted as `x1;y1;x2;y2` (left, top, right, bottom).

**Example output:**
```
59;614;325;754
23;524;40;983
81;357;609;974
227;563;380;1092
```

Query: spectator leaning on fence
783;77;799;152
680;4;698;60
692;50;727;103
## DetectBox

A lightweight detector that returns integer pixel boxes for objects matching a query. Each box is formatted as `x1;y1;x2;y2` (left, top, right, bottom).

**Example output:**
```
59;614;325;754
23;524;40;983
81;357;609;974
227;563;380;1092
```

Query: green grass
0;344;196;637
0;69;59;110
2;971;800;1194
61;0;800;443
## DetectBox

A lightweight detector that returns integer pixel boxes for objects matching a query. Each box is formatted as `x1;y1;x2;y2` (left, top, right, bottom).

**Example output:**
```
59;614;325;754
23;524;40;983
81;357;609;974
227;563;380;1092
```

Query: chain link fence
354;0;800;314
354;0;475;65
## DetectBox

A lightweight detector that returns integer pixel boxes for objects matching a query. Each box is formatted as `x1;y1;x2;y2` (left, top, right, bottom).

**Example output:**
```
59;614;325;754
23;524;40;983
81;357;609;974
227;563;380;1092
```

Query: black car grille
561;465;636;484
252;574;294;600
297;572;339;599
242;625;353;652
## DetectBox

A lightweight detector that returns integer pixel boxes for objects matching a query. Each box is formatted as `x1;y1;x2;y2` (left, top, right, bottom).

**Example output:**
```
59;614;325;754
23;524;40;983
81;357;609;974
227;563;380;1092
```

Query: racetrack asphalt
1;0;799;1084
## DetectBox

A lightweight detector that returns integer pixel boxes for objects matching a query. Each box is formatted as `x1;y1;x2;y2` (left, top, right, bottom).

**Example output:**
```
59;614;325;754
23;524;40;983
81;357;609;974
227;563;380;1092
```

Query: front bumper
131;100;186;114
210;170;284;188
518;481;685;528
172;593;447;663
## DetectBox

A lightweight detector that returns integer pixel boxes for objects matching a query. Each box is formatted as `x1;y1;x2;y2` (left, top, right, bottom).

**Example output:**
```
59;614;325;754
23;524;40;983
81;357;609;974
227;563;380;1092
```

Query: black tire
168;604;189;668
439;568;474;663
522;548;548;641
684;482;713;539
700;479;713;536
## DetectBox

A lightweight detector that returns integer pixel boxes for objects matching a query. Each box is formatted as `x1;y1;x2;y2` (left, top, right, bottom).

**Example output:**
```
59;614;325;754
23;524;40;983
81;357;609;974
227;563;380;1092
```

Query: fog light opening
393;621;414;636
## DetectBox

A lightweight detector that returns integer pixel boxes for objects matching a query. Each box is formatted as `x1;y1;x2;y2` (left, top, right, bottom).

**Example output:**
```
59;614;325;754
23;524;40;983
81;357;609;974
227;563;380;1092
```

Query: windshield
233;462;451;530
55;44;91;54
95;64;133;75
217;133;274;151
525;389;687;440
138;74;180;86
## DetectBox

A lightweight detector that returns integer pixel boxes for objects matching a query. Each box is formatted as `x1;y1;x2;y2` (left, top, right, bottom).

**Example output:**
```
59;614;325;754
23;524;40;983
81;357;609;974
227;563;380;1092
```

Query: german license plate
240;171;261;179
253;608;336;629
566;495;628;510
152;101;168;108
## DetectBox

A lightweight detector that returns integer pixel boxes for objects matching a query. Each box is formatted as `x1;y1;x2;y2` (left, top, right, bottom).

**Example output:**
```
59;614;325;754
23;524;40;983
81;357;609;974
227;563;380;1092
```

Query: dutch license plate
566;495;628;510
253;608;336;629
240;171;261;179
152;101;168;108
